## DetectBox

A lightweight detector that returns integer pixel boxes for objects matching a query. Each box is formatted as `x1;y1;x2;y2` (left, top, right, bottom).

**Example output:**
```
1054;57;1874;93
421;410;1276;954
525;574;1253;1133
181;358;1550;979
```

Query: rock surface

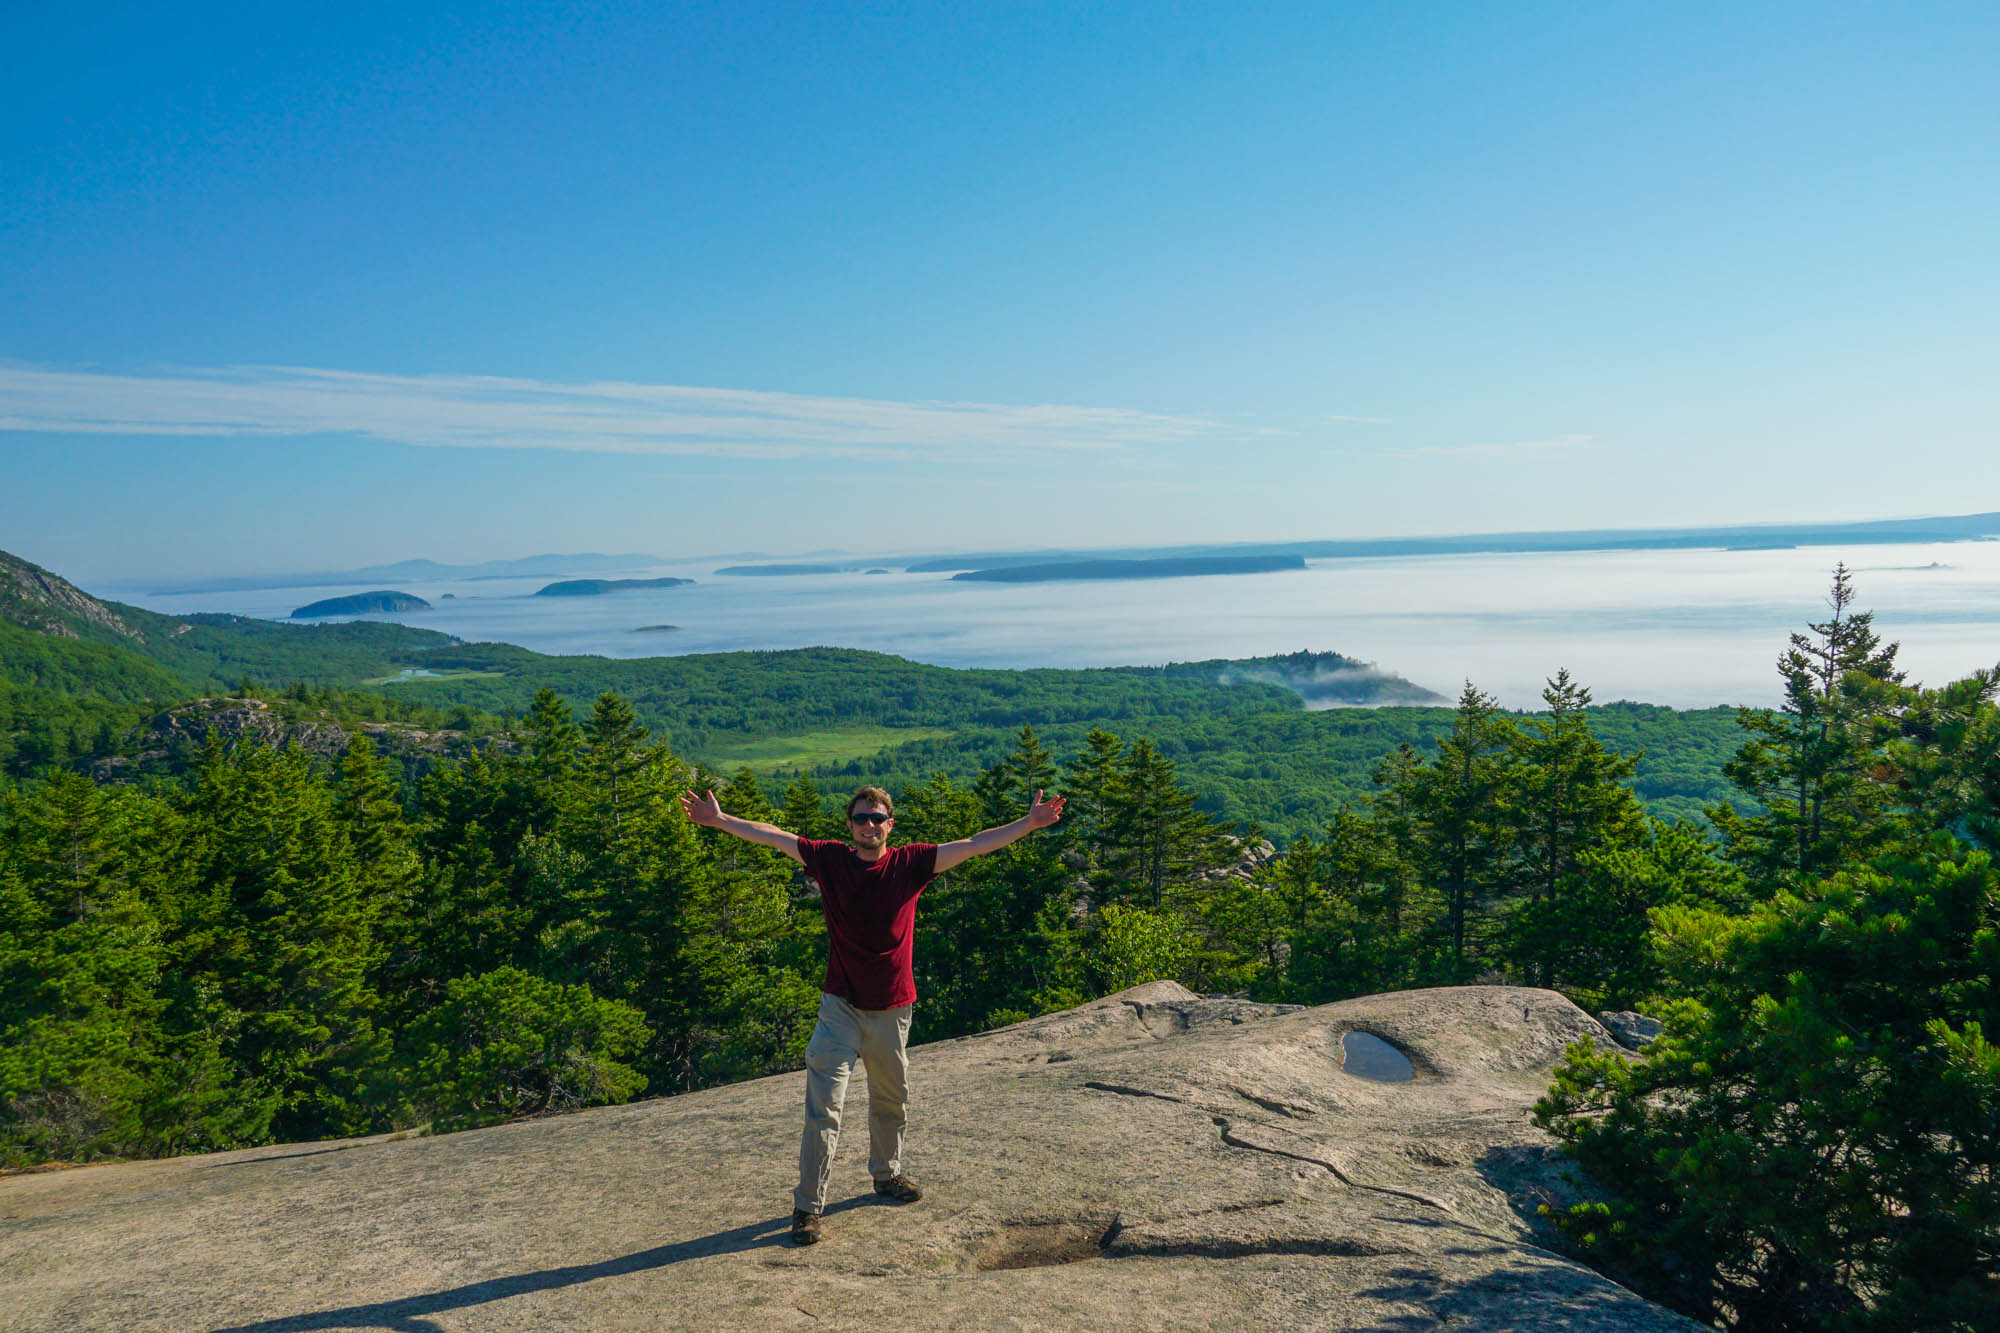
0;984;1697;1333
1596;1010;1665;1050
0;549;143;640
83;697;515;781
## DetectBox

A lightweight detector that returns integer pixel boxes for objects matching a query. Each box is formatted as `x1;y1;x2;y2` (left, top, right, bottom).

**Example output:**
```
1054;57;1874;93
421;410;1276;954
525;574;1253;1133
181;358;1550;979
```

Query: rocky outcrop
1203;834;1277;882
0;549;143;641
83;697;516;780
1596;1010;1665;1050
0;984;1696;1332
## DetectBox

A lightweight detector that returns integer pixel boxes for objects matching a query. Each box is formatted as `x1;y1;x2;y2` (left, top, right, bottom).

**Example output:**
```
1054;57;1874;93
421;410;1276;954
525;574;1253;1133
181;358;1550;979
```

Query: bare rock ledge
0;984;1700;1333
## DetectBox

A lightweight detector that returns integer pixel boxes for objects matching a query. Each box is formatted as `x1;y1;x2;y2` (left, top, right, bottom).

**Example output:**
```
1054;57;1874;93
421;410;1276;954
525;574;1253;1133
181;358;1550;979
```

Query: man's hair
846;785;894;818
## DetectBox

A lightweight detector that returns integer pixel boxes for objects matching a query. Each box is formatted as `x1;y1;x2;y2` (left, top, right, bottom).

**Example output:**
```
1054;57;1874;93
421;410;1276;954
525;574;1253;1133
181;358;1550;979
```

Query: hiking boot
790;1209;821;1245
873;1175;923;1203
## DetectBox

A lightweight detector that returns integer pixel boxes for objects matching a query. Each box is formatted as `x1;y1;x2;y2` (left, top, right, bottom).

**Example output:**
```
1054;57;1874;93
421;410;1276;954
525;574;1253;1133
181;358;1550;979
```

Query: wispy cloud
1326;414;1393;425
1397;433;1596;462
0;363;1222;459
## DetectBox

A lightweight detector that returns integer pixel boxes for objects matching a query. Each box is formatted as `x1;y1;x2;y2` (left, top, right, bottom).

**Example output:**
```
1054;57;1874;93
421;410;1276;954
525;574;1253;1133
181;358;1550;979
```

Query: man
678;781;1065;1246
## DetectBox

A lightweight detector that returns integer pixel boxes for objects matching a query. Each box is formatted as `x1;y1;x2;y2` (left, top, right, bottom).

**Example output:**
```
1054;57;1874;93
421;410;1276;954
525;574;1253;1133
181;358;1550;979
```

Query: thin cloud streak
1397;433;1596;462
0;363;1224;458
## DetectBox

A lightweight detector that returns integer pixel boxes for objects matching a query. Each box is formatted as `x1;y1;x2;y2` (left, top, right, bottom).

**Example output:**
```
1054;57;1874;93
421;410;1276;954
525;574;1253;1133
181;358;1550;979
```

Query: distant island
953;555;1306;583
151;552;668;597
534;578;695;597
291;591;430;618
905;510;2000;574
1201;649;1446;707
631;624;682;633
713;563;850;576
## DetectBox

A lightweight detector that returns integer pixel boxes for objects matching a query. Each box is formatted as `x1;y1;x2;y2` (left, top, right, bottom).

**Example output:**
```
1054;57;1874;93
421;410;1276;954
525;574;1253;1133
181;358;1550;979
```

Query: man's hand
679;791;806;863
935;789;1065;873
679;789;725;827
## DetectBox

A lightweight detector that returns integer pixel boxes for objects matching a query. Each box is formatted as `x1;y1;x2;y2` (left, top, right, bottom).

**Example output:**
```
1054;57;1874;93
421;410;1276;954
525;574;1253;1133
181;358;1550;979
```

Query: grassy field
360;668;508;686
692;725;960;774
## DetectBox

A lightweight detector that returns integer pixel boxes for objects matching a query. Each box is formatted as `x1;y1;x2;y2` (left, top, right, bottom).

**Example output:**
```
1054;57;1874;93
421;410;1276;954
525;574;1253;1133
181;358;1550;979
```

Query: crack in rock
1230;1086;1318;1118
1210;1116;1456;1215
1107;1235;1410;1261
1082;1081;1190;1105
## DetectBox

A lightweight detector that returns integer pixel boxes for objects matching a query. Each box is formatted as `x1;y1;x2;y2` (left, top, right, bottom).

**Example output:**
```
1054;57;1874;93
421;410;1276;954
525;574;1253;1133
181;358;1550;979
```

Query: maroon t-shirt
797;838;939;1011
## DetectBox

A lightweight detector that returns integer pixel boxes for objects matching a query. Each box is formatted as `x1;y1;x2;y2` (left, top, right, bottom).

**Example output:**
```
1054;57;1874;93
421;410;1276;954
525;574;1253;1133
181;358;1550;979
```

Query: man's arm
679;789;807;865
933;789;1065;874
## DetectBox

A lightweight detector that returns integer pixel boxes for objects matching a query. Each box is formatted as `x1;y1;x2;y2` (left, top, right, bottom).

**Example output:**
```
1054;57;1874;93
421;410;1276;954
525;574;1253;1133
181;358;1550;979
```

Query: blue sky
3;2;1996;582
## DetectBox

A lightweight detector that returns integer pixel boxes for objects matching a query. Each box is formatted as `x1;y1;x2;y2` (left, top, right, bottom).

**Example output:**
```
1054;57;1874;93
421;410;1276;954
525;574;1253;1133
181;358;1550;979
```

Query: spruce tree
175;742;387;1141
0;777;174;1163
1393;684;1519;976
1714;565;1905;885
1502;670;1646;989
1101;739;1233;909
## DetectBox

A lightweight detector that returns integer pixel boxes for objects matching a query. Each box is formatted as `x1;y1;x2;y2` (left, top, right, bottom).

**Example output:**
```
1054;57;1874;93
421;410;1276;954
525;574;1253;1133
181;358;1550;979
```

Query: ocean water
105;541;2000;710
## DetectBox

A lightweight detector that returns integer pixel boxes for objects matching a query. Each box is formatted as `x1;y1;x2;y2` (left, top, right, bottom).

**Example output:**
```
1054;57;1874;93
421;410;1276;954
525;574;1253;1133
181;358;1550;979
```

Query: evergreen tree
1006;724;1058;809
399;966;649;1131
1063;727;1126;879
0;777;174;1163
779;774;836;841
1392;684;1519;975
1713;565;1904;885
408;748;548;994
522;687;582;787
1538;838;2000;1332
912;738;1077;1036
1502;670;1647;989
174;742;387;1140
1101;739;1234;909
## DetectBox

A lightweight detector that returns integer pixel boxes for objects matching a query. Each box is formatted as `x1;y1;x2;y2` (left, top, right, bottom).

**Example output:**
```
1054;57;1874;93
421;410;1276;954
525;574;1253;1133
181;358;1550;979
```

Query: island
290;591;431;618
533;577;694;597
952;555;1305;583
1195;649;1445;707
631;624;682;634
712;563;850;576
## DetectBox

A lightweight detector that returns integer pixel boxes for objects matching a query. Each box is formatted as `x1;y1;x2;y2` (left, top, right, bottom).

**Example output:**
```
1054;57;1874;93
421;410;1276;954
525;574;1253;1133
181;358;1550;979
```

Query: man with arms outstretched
679;781;1065;1245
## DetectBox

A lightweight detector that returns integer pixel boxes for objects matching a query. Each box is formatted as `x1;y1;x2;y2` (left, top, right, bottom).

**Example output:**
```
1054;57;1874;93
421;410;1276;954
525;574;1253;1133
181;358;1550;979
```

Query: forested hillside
0;550;1743;839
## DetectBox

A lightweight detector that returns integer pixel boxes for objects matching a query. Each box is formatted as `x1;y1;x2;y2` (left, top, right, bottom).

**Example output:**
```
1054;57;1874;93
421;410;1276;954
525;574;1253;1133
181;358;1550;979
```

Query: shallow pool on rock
1339;1031;1415;1082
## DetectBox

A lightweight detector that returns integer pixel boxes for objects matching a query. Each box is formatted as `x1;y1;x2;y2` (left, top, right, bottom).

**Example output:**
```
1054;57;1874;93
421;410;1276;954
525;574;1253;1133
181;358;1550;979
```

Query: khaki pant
794;991;913;1215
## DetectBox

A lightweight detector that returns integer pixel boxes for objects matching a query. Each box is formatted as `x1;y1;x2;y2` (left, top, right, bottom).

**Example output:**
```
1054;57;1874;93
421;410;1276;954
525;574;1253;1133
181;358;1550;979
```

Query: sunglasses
848;812;892;826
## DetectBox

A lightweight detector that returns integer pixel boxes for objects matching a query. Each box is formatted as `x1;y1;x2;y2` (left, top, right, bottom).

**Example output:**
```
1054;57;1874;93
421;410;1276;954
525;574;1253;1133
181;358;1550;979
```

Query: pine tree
1537;838;2000;1331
